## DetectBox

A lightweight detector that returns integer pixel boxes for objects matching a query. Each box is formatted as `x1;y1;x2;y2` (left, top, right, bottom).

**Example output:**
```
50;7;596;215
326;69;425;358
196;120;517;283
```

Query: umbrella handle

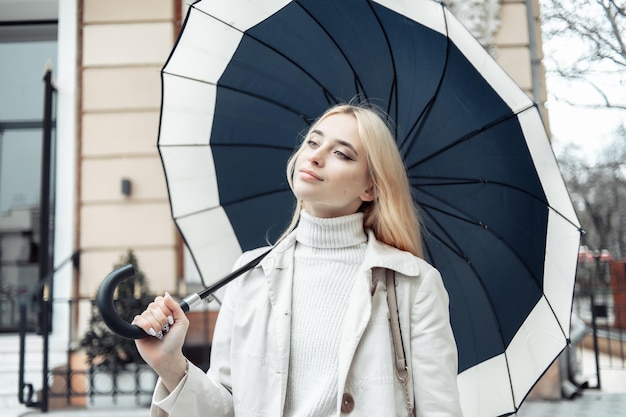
96;249;272;339
96;264;148;339
96;265;201;339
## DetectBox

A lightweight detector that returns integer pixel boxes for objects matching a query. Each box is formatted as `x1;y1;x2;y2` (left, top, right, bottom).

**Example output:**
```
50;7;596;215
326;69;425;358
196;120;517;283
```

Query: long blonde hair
281;103;424;258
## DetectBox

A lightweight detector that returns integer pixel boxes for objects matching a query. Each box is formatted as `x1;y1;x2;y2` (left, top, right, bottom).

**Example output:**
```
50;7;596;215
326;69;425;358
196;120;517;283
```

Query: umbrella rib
161;70;323;125
191;2;363;110
366;0;399;124
295;1;371;100
419;174;576;404
159;141;296;152
405;103;536;172
412;176;548;205
421;204;523;411
420;182;570;407
398;2;449;154
421;208;468;262
416;183;543;287
424;208;515;386
173;187;292;221
411;175;581;231
161;71;214;86
399;93;437;154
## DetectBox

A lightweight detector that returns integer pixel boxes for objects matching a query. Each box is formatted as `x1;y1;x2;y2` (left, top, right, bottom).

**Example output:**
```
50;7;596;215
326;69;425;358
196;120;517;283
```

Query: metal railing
46;354;157;409
16;290;216;410
572;258;626;390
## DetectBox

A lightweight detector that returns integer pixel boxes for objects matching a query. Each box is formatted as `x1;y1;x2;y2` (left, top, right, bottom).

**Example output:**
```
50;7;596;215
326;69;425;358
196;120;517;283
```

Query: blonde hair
281;103;424;258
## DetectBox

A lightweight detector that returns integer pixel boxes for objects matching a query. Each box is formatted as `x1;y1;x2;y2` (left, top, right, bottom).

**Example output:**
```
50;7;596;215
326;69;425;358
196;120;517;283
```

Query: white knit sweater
283;211;368;417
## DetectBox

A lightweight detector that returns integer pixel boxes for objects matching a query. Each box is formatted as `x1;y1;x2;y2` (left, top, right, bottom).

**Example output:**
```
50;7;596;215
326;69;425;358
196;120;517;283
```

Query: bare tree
540;0;626;110
557;126;626;258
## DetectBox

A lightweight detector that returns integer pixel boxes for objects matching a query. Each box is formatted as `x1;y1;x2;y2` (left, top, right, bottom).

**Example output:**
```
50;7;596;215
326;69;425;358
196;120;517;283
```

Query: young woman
133;103;464;417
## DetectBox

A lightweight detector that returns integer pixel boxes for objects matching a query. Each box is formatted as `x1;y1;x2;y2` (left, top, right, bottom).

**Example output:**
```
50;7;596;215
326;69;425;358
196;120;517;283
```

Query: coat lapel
260;236;295;414
336;232;421;399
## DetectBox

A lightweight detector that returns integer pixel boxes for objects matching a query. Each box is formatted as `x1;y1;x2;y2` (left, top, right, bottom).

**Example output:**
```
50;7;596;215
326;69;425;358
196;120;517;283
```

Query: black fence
572;257;626;390
47;360;157;409
17;293;216;412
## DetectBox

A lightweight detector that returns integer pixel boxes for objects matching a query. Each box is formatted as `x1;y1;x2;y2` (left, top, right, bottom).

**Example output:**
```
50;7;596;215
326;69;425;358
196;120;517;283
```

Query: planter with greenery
79;250;157;405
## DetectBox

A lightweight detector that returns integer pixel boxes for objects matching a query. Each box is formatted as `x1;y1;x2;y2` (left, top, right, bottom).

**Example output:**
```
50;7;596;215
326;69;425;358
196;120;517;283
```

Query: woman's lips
299;169;322;181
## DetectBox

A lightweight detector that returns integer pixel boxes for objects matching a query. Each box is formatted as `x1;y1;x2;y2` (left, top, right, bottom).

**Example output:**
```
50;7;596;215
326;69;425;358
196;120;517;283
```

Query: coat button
341;393;355;413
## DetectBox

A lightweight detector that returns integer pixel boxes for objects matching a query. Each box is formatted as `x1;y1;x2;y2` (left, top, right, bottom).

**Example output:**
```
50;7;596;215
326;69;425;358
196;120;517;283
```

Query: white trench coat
151;230;463;417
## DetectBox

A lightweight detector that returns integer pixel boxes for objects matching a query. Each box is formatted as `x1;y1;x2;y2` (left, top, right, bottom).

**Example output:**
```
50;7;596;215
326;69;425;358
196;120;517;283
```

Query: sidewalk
18;408;150;417
516;391;626;417
516;348;626;417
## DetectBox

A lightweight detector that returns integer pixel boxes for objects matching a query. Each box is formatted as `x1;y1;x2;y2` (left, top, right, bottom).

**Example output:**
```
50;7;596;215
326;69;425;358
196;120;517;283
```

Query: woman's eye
307;139;318;148
334;150;353;160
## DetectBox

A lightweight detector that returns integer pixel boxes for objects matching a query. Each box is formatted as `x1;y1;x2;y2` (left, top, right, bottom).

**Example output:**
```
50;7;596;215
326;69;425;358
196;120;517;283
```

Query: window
0;20;57;332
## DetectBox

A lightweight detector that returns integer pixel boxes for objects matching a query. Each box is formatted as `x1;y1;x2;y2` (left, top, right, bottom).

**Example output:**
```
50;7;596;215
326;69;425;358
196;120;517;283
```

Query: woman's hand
133;292;189;392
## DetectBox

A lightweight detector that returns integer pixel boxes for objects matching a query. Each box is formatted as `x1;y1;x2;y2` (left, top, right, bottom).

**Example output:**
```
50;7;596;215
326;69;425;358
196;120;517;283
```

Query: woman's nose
309;149;324;166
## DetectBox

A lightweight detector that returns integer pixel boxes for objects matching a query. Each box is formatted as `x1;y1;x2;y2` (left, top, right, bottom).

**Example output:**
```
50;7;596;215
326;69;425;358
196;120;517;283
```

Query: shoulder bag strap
385;268;414;417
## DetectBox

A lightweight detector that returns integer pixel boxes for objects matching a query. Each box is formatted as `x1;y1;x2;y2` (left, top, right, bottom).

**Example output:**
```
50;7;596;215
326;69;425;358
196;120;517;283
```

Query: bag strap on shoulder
383;268;414;417
385;268;408;377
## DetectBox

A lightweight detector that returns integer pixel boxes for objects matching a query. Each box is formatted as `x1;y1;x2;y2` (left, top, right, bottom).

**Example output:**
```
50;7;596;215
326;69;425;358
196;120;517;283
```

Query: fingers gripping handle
96;264;202;339
96;252;271;340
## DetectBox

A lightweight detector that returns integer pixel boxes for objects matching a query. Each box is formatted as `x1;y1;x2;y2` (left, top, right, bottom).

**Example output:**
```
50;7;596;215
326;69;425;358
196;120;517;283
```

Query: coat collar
258;231;296;273
257;229;422;278
361;230;422;277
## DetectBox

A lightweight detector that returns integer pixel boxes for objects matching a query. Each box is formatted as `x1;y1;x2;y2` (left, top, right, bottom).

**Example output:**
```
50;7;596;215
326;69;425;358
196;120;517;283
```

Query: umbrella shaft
180;293;202;313
191;248;272;308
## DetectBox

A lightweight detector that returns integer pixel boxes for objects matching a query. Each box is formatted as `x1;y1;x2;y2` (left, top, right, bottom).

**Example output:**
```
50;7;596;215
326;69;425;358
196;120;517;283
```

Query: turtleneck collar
295;210;367;249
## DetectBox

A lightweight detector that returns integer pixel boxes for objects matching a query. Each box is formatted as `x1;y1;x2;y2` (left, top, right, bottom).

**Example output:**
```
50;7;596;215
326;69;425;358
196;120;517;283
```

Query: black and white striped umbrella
157;1;581;415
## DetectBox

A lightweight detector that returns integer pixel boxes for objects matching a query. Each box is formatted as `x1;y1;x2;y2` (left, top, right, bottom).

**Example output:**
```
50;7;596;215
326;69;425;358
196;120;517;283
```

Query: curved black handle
96;264;148;339
97;250;272;339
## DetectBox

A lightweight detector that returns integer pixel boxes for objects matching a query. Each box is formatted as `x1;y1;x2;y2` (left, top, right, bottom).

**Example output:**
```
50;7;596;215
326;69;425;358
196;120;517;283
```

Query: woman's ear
361;184;376;202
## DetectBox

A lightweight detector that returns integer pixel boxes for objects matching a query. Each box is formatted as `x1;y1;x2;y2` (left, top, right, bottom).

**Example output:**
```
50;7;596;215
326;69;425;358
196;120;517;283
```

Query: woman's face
292;112;375;218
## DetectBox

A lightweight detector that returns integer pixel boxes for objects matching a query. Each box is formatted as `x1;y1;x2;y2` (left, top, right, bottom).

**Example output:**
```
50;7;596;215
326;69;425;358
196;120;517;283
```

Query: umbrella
156;0;581;416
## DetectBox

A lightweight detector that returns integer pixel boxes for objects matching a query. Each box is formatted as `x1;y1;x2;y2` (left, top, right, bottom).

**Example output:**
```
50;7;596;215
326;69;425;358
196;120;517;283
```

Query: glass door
0;22;57;332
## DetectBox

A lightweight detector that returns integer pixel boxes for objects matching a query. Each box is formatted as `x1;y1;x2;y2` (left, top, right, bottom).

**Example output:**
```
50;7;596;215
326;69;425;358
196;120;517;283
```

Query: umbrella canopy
157;1;581;416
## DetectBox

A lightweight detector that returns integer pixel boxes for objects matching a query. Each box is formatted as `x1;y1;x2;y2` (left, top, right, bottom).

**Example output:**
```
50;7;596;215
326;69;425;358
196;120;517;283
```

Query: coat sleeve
150;361;234;417
410;267;464;417
150;254;253;417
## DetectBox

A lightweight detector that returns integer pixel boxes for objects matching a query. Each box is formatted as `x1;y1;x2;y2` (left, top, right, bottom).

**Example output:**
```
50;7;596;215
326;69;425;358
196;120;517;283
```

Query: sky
547;98;625;163
545;74;625;162
538;4;626;164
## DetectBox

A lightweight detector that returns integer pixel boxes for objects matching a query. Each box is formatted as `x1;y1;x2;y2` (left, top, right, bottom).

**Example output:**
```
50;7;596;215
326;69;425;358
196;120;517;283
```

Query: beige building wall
497;0;533;92
79;0;180;299
496;0;550;128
